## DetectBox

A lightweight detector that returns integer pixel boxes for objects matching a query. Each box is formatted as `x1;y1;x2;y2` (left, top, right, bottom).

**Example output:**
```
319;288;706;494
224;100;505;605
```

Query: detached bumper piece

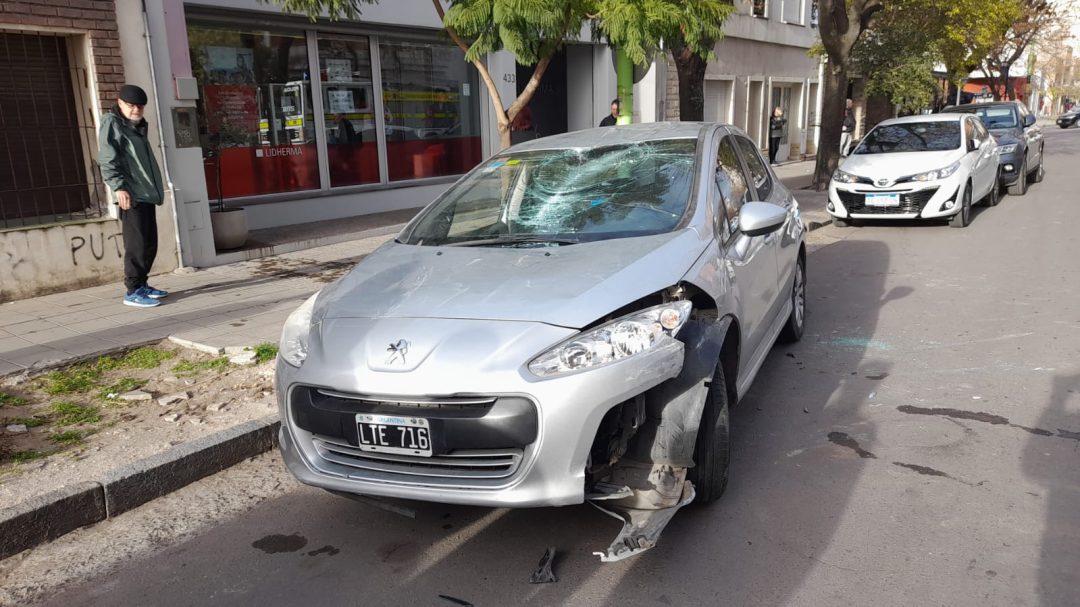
591;477;696;562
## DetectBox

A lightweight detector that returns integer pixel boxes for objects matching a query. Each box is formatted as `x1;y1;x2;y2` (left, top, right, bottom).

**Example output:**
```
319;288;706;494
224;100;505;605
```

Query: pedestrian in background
599;98;620;127
768;106;786;165
99;84;167;308
841;98;855;156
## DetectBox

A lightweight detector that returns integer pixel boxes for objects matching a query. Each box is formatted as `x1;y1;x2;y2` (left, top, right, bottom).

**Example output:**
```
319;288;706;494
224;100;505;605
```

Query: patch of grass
119;347;174;369
251;342;279;364
173;357;231;376
4;449;50;464
93;356;122;372
6;415;50;428
49;401;101;426
42;366;102;395
49;430;86;446
0;391;30;407
98;378;148;402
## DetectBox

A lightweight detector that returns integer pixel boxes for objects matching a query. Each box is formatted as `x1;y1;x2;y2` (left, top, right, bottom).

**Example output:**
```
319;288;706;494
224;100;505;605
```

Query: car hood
841;149;965;179
315;229;706;329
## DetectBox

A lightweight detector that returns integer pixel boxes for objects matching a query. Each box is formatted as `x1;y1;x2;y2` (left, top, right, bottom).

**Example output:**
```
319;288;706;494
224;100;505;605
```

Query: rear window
947;105;1018;129
854;122;961;154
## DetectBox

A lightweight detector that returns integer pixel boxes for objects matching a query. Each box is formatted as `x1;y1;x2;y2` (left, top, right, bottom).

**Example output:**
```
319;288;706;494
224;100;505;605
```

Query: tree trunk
1002;64;1015;100
812;61;848;190
673;45;709;122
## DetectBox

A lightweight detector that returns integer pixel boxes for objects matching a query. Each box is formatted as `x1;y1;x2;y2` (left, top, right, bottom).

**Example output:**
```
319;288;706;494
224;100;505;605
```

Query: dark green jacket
98;106;165;205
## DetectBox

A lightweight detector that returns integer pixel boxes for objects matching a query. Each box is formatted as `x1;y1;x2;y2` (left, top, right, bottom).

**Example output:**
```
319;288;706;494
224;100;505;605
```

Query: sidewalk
0;158;827;374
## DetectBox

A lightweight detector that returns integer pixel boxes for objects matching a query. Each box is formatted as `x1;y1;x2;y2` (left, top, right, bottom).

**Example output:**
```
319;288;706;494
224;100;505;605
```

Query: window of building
782;0;802;23
189;22;318;200
378;40;482;181
318;36;379;187
753;0;767;18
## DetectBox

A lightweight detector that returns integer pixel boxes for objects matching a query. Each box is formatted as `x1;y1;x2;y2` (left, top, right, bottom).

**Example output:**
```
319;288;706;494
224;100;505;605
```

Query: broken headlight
528;301;692;378
279;291;320;367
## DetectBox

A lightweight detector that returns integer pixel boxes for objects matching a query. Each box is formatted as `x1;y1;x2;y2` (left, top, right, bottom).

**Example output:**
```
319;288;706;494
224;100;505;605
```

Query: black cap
119;84;148;106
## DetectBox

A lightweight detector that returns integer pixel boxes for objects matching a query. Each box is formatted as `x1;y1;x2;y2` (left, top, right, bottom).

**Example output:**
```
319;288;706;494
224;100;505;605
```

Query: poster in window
327;89;354;113
326;59;353;82
206;46;255;84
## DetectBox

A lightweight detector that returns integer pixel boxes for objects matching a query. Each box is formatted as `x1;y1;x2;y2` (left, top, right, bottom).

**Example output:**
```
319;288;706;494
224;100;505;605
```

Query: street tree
811;0;884;189
981;0;1058;101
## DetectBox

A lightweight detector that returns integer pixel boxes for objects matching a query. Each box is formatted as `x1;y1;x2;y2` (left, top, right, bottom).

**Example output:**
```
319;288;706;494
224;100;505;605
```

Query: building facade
667;0;823;161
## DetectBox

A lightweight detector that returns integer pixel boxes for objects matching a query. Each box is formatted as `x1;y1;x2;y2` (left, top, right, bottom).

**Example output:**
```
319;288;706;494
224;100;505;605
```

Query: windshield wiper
446;235;581;247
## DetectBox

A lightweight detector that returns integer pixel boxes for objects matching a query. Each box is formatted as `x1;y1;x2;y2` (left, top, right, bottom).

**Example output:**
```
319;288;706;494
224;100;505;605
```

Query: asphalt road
25;128;1080;607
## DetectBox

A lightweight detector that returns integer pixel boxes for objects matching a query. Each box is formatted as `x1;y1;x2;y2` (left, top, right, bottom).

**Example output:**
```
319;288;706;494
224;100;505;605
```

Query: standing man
99;84;167;308
768;107;787;165
599;98;620;127
840;98;855;156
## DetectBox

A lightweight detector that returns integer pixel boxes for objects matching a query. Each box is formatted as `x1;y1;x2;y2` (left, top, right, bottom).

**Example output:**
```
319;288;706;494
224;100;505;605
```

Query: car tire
1008;158;1028;196
950;183;971;228
779;255;806;343
1030;158;1045;184
833;218;849;227
982;172;1001;207
688;363;731;504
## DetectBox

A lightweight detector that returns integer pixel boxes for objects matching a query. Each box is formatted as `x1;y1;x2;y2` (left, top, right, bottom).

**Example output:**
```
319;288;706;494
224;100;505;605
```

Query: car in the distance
941;100;1044;195
275;123;807;561
1058;108;1079;129
827;114;1000;228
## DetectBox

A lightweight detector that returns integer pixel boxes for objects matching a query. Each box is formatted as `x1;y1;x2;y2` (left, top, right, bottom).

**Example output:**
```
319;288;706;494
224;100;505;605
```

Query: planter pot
210;207;248;250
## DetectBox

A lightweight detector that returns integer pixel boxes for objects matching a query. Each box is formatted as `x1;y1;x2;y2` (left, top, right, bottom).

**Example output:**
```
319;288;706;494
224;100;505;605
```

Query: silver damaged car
275;123;807;561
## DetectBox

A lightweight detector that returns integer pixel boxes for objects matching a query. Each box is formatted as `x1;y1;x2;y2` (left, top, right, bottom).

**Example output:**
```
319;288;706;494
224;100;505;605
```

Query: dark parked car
941;101;1044;196
1058;109;1079;129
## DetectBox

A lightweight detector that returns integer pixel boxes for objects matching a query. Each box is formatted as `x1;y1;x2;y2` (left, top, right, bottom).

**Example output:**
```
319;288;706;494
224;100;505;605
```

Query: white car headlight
528;301;693;378
997;144;1018;154
911;160;961;182
832;169;859;184
279;292;320;367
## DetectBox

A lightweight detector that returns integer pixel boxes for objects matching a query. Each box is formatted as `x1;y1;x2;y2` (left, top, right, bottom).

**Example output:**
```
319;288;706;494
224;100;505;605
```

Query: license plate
865;193;900;207
356;413;432;457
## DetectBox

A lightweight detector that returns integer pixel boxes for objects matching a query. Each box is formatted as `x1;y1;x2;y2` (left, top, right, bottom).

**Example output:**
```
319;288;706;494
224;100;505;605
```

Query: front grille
839;188;938;215
315;390;497;411
312;434;523;480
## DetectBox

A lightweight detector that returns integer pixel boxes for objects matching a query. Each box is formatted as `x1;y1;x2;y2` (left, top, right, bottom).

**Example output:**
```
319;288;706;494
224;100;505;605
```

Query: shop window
378;40;482;181
319;36;379;187
188;22;318;200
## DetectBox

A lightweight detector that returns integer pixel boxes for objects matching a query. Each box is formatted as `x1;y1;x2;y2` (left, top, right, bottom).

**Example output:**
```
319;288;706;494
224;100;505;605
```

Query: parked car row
827;100;1045;228
1058;108;1079;129
275;123;807;561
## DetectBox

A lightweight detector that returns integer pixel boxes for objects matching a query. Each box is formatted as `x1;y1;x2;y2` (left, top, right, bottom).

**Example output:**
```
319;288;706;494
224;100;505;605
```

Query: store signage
255;146;305;158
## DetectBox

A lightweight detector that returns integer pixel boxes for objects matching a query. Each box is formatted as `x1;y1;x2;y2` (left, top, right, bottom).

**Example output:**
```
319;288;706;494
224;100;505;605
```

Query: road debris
529;547;558;584
119;390;153;401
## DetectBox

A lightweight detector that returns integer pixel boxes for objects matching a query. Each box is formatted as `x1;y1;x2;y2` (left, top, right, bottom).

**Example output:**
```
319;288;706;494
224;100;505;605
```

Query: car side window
733;136;773;200
973;119;988;142
964;118;976;147
715;135;751;242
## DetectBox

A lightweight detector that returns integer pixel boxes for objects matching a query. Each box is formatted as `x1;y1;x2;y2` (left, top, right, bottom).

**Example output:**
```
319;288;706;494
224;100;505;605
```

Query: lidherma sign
255;146;305;158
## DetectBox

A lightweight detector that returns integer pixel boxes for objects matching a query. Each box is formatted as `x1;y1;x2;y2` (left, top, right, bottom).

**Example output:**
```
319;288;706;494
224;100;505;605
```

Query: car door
969;117;996;199
713;133;780;371
1018;103;1042;167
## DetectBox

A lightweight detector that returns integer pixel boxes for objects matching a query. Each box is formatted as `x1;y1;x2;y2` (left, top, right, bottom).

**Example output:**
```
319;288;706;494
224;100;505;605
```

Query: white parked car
828;114;1000;228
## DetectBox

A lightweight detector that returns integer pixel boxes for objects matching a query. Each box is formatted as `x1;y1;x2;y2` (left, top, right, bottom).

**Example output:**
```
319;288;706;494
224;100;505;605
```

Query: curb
0;415;279;560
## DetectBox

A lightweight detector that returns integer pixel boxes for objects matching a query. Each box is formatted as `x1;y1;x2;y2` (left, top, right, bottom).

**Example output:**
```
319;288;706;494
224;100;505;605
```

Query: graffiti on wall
70;231;123;265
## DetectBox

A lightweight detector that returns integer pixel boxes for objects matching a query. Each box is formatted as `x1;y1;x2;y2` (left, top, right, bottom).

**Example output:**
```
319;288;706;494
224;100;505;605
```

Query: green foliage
49;430;87;446
3;449;49;464
50;401;101;426
43;367;102;395
0;391;29;407
119;347;175;370
444;0;594;64
595;0;733;65
7;415;49;428
173;357;231;376
260;0;376;21
251;343;279;365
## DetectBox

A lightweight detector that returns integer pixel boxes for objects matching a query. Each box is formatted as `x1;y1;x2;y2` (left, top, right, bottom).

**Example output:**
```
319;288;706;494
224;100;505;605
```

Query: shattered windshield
854;122;961;154
402;139;698;246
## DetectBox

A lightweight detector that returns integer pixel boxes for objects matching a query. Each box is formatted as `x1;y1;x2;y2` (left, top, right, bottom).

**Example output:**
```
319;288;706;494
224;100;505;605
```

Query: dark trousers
769;136;781;164
120;203;158;294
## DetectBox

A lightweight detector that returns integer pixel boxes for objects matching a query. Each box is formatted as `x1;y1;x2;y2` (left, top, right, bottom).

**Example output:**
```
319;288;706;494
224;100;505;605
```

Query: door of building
513;49;567;143
771;85;793;162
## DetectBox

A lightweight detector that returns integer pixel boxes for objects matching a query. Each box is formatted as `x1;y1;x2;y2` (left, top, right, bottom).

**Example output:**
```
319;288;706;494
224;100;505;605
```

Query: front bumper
276;317;686;508
827;174;965;221
997;149;1023;185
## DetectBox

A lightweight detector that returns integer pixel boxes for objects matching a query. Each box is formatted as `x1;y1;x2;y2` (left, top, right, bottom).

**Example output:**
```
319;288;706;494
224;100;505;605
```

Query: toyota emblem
876;178;889;187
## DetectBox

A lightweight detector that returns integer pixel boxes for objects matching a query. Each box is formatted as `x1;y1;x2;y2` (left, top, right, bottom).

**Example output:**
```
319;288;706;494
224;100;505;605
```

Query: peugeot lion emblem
385;339;410;365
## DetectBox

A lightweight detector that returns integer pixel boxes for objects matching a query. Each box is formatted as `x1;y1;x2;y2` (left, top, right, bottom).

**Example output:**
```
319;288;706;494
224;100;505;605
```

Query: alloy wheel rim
793;262;805;327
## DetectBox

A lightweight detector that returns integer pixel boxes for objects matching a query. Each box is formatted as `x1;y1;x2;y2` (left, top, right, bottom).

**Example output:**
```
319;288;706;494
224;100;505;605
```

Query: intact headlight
911;160;961;182
528;301;693;378
997;144;1018;154
832;169;859;184
279;292;320;367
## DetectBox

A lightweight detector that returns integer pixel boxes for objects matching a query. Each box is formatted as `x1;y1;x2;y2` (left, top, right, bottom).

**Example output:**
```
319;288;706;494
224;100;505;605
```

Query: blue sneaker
123;287;160;308
144;285;169;299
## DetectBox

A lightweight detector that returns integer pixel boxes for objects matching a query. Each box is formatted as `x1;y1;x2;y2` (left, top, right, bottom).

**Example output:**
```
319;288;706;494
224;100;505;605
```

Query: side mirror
1023;114;1036;128
740;201;787;237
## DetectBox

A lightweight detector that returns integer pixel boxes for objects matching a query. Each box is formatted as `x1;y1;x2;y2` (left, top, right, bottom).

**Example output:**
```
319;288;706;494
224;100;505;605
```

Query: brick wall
0;0;123;111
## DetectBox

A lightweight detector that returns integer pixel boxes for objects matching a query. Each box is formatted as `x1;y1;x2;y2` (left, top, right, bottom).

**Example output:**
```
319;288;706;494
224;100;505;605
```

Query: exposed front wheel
1008;159;1028;196
950;184;971;228
688;363;731;504
1029;158;1045;184
982;172;1001;207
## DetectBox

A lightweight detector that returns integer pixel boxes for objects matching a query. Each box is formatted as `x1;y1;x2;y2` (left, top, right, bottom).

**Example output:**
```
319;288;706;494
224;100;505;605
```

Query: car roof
941;101;1021;112
873;114;966;127
502;122;712;154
